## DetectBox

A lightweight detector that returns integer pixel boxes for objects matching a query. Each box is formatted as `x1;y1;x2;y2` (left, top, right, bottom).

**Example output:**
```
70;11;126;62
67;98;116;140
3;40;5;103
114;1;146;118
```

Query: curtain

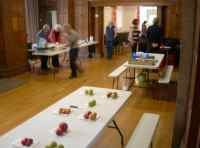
25;0;39;43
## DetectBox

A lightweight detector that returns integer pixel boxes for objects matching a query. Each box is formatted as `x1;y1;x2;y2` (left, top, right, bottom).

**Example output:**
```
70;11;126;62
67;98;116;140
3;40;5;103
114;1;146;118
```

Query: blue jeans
106;41;113;59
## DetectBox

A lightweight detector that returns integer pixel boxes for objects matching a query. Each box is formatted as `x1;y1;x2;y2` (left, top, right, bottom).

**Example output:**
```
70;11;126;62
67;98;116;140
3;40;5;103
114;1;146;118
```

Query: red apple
21;139;27;146
84;111;92;119
27;138;33;146
84;113;89;119
87;111;92;115
59;122;68;132
56;128;64;136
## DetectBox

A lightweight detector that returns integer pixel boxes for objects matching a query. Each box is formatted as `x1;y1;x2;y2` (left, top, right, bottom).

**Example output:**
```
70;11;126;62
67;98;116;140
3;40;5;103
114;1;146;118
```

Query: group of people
105;17;163;59
36;24;79;78
130;17;163;53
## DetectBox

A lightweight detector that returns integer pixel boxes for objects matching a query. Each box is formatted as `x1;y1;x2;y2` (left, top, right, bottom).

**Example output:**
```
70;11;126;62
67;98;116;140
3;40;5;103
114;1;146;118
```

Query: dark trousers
52;55;59;67
132;42;138;53
69;48;79;77
41;55;59;70
106;41;113;59
88;45;96;58
41;56;48;70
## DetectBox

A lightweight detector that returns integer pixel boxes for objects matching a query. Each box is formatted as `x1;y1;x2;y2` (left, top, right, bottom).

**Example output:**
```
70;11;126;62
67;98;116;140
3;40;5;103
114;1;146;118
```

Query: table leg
116;78;119;89
107;120;124;148
112;78;116;89
88;45;96;58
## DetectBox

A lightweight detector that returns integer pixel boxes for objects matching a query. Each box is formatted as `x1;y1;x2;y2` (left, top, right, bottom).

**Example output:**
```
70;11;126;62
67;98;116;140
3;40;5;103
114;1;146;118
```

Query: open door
88;4;104;57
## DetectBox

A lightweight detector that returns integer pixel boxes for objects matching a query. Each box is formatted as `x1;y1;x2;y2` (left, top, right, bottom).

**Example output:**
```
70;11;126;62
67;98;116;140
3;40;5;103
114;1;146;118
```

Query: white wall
104;7;113;32
104;6;138;33
120;6;138;32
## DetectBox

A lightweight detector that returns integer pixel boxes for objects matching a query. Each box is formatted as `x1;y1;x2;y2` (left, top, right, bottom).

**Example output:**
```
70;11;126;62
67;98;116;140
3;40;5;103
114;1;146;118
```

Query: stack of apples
84;111;97;121
85;89;94;96
55;122;68;136
107;92;118;99
45;141;64;148
88;100;96;107
59;108;71;115
20;138;33;147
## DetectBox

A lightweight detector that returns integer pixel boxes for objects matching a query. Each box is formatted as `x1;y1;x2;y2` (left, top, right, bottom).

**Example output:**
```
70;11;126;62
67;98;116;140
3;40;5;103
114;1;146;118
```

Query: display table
125;53;165;70
124;53;165;88
0;86;131;148
32;40;98;57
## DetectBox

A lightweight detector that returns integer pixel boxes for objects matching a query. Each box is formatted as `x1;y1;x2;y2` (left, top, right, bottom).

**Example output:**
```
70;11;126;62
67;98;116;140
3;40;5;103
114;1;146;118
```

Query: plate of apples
12;137;38;148
106;92;118;99
53;108;72;116
79;111;100;121
51;122;69;137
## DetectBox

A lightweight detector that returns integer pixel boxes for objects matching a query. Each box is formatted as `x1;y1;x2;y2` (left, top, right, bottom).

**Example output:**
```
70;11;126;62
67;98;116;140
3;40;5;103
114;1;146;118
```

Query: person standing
64;24;79;79
48;24;63;68
141;21;147;37
147;18;163;52
139;21;148;52
105;22;116;59
129;19;140;53
36;24;50;70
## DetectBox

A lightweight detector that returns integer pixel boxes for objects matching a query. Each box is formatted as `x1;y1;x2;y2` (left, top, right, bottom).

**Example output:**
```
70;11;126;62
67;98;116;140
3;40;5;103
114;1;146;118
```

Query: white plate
52;109;73;116
78;113;100;121
50;128;70;137
12;139;39;148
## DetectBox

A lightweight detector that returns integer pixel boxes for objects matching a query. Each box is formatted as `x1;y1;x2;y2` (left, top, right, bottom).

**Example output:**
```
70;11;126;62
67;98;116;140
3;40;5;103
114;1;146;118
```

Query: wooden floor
0;51;176;148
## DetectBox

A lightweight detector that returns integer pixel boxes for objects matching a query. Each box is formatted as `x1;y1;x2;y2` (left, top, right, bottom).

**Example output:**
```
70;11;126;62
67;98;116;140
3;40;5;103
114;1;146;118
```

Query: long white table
0;86;131;148
32;41;98;57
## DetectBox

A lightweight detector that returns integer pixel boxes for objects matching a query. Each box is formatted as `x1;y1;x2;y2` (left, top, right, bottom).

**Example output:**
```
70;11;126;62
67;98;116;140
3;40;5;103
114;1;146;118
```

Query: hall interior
0;0;199;148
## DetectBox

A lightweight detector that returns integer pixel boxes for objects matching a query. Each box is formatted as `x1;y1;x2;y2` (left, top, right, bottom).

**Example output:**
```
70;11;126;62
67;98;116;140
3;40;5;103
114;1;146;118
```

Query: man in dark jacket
147;18;163;52
105;22;116;59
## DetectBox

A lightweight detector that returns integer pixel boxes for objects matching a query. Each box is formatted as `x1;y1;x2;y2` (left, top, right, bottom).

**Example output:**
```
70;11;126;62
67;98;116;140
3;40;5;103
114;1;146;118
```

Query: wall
121;6;137;32
164;4;181;39
104;6;137;33
104;7;113;32
74;0;89;39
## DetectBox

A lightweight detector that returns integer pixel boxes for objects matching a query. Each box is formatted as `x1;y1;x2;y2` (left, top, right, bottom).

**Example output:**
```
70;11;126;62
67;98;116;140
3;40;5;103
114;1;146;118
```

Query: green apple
88;100;96;107
50;141;57;148
112;92;118;99
57;144;65;148
85;90;89;95
89;89;94;96
45;145;51;148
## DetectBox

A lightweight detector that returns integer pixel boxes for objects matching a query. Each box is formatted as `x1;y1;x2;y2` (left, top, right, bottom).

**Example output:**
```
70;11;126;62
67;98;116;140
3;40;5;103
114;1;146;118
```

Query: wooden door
88;6;104;57
179;0;200;147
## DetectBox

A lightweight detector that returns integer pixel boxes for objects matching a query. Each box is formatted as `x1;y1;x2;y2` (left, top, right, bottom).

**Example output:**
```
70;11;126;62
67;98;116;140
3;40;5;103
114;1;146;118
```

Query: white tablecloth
0;86;131;148
32;41;98;57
